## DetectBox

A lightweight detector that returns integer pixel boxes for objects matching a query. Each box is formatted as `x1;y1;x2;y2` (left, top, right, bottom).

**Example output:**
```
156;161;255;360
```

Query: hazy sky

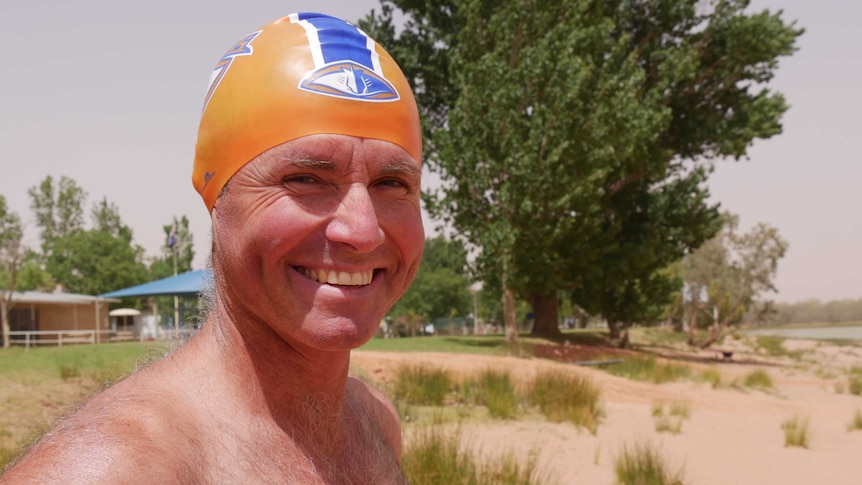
1;1;859;303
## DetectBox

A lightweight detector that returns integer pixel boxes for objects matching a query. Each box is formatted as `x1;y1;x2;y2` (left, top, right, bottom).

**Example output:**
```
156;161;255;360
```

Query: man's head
193;13;424;350
192;12;422;212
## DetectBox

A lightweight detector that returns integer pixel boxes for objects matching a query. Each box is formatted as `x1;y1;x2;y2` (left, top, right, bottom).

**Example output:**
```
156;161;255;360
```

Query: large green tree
27;176;149;296
0;195;24;348
361;0;802;339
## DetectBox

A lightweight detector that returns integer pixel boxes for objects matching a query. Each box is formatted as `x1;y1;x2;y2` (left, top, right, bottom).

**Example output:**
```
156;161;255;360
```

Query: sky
1;0;859;303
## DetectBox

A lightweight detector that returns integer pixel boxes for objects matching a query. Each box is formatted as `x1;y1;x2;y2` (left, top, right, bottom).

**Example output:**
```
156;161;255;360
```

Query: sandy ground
352;339;862;485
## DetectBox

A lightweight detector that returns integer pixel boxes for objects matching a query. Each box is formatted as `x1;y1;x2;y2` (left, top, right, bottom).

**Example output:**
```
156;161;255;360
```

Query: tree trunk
529;291;561;338
1;298;9;349
503;287;518;344
607;321;630;348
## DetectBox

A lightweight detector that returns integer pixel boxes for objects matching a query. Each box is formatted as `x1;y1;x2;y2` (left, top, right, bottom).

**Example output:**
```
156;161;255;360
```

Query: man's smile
299;267;375;286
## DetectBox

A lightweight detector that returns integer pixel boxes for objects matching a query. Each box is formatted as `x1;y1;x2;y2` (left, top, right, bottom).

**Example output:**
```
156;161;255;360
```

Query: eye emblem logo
299;61;400;102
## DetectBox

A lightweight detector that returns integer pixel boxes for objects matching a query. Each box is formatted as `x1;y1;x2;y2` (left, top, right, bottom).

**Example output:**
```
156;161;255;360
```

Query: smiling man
1;13;421;484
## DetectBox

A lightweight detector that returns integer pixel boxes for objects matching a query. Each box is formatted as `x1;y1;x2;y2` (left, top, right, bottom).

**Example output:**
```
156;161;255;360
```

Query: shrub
781;415;810;448
743;369;774;390
393;365;453;406
530;371;603;434
613;440;686;485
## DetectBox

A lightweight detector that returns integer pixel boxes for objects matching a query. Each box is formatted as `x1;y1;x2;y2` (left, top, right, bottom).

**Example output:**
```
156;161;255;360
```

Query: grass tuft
605;356;692;384
743;369;774;390
393;365;453;406
652;400;692;435
781;415;810;448
613;440;686;485
402;426;555;485
698;367;722;388
530;371;603;434
847;408;862;432
474;369;520;420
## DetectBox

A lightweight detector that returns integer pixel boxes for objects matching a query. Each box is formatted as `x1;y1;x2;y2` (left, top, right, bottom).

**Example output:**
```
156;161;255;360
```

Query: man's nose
325;184;386;253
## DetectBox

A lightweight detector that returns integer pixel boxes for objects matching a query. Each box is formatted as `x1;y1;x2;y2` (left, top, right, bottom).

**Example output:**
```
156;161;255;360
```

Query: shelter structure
3;290;117;345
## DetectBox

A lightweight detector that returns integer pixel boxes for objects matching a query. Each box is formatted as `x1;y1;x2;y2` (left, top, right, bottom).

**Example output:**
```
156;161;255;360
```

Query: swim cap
192;12;422;211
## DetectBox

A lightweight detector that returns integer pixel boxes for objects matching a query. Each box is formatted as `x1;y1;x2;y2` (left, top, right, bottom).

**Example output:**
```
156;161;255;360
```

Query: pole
172;224;179;336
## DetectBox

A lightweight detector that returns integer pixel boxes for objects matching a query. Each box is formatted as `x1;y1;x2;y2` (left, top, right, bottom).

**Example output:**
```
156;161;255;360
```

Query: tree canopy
361;0;803;339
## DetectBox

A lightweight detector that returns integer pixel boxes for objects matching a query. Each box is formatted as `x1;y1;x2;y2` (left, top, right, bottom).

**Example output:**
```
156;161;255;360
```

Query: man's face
211;134;424;351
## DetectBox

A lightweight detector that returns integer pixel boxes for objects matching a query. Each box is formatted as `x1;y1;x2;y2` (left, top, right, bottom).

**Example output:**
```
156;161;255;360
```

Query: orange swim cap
192;12;422;211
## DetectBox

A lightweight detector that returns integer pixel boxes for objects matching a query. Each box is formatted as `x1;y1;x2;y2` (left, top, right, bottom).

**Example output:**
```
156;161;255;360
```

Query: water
746;325;862;341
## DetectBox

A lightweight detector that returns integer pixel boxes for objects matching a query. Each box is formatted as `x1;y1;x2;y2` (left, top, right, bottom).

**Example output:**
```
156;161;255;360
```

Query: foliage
652;400;692;435
0;195;25;348
530;370;603;434
389;236;472;328
361;0;803;340
754;298;862;325
461;369;520;419
148;215;195;280
26;176;149;296
781;415;810;448
402;426;554;485
613;440;686;485
678;213;789;348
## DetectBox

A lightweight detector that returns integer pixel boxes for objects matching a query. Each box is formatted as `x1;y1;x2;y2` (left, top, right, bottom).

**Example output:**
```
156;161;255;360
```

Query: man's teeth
303;268;374;286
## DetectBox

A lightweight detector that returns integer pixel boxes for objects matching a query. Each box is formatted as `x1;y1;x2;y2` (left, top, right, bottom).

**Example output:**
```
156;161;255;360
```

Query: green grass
0;342;165;376
755;336;803;360
698;367;723;388
604;356;692;384
847;366;862;396
613;440;686;485
392;365;453;406
402;426;555;485
743;369;774;390
530;371;603;434
781;415;810;448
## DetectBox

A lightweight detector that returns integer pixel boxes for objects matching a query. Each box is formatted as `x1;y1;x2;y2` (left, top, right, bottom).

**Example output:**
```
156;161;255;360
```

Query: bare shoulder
0;361;202;484
346;376;402;458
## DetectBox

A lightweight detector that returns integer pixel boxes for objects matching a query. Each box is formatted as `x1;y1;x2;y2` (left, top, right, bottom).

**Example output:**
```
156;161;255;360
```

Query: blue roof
100;269;212;298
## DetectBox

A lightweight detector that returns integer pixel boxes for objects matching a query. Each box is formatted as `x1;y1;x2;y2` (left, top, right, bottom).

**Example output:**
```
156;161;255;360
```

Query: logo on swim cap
203;31;261;115
290;13;400;103
299;61;399;101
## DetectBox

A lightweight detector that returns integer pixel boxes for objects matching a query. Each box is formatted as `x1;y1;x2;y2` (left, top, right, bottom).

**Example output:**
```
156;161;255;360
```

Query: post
172;224;180;336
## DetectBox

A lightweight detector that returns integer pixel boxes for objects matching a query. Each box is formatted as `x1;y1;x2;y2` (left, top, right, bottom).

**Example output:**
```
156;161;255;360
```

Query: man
1;13;422;484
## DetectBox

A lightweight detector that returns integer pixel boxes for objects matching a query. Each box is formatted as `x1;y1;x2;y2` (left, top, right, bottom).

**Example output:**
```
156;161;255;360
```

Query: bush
613;440;686;485
472;369;520;420
393;365;453;406
530;371;603;434
781;415;810;448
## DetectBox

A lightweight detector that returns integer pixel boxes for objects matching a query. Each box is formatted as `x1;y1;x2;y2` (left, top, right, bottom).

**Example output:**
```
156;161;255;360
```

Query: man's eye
283;175;318;185
375;178;407;189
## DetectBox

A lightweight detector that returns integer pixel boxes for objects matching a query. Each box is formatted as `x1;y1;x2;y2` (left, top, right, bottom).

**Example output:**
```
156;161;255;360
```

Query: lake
746;325;862;341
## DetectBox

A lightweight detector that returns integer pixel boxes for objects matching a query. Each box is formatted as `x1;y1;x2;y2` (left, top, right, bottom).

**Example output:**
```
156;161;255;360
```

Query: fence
8;327;197;349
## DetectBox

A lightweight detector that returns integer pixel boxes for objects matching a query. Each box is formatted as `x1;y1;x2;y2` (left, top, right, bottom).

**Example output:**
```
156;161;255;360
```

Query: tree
27;176;149;296
680;213;788;348
362;0;802;339
0;195;24;348
149;216;195;280
388;236;471;329
28;175;87;254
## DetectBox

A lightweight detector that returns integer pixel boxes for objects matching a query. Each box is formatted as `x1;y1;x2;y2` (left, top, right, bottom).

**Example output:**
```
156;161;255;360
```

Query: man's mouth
299;267;375;286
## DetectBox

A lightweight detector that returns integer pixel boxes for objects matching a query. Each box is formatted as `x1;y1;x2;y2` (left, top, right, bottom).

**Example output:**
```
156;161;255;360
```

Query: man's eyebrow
283;157;335;170
378;159;421;178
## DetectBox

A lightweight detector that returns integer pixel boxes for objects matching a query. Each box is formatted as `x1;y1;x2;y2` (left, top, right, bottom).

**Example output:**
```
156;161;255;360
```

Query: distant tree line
0;175;195;347
742;299;862;326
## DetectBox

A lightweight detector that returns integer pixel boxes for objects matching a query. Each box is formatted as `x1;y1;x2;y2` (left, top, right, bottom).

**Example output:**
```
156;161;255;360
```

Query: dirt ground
351;339;862;485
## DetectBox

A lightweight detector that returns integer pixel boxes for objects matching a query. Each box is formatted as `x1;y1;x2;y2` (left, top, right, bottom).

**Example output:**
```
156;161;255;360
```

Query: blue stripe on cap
296;13;374;69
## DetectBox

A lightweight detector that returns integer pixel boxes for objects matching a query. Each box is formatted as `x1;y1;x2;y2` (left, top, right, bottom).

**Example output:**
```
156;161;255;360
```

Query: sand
352;339;862;485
